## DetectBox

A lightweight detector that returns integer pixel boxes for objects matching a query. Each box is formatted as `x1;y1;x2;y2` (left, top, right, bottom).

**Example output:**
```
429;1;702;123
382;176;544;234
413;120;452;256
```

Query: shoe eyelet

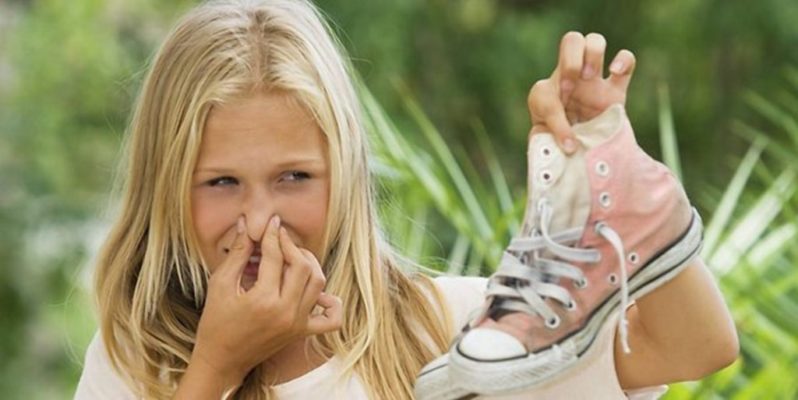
565;301;577;311
608;273;618;285
599;192;611;208
574;277;588;289
595;161;610;177
540;145;552;157
594;221;606;233
545;315;561;329
539;170;553;184
628;252;639;264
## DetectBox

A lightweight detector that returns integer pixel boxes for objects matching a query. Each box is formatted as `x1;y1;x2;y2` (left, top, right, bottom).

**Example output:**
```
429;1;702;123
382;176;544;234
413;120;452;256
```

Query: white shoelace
486;198;632;353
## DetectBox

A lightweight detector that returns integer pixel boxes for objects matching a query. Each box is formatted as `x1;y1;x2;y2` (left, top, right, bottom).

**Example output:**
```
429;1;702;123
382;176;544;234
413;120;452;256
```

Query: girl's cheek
282;184;329;255
191;191;240;263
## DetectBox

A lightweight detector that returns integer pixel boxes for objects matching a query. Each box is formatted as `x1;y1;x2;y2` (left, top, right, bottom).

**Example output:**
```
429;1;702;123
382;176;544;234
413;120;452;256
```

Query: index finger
253;215;284;294
277;226;314;308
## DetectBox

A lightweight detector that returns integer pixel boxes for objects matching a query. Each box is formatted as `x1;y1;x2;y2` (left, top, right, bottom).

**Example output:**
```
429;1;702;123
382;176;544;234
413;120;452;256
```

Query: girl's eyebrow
273;157;327;169
194;157;326;174
193;166;235;175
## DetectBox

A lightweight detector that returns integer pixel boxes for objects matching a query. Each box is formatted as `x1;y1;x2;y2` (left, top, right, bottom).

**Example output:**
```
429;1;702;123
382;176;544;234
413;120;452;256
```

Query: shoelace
485;198;632;353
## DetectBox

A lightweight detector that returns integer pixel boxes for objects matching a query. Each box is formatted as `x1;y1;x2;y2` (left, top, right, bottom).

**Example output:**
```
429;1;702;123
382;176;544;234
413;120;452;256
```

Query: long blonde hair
94;0;453;398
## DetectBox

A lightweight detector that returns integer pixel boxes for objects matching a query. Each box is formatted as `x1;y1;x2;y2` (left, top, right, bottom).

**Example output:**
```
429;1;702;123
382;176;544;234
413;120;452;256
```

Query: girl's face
191;91;330;289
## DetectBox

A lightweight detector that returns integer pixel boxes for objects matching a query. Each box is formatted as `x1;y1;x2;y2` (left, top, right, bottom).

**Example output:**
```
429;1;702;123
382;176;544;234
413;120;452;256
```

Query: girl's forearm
616;258;739;388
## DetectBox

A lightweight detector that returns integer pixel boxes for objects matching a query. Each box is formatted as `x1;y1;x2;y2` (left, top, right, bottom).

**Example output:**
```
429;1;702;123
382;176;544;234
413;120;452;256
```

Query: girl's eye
207;176;238;187
283;171;310;182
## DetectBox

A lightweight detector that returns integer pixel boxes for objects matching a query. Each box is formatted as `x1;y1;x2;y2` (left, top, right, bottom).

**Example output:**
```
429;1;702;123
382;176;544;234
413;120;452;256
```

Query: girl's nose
242;190;277;242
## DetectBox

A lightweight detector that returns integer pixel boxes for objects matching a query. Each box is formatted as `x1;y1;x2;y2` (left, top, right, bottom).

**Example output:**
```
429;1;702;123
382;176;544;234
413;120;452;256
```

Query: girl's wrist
183;345;247;397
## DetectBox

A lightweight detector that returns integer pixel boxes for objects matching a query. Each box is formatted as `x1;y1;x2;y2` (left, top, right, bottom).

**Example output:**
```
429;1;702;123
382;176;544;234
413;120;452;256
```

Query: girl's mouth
243;249;261;276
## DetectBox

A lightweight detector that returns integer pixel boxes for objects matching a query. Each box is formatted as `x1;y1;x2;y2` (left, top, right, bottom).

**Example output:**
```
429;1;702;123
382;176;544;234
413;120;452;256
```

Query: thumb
214;216;253;283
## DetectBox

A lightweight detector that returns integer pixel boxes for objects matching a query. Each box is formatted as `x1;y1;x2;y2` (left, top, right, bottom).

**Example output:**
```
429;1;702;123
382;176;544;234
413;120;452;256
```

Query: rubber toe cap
456;328;527;361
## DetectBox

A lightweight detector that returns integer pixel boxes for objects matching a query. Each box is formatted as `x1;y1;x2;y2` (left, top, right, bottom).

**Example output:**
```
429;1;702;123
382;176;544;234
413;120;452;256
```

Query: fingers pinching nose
237;216;245;234
258;215;281;264
264;215;281;248
270;214;281;235
230;216;248;252
254;214;284;290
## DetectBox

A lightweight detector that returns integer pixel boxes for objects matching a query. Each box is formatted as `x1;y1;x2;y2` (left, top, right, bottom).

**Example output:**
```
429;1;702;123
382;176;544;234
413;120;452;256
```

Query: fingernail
581;65;595;79
270;215;281;231
561;79;574;92
236;216;245;234
610;60;624;74
563;137;577;153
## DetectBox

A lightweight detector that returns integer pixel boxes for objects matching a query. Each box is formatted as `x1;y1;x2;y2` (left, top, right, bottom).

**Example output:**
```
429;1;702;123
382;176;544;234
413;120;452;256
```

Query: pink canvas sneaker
414;104;703;399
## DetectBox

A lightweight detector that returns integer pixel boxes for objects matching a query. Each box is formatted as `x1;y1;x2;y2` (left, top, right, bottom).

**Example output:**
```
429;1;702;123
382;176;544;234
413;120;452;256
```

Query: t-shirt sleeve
73;332;137;400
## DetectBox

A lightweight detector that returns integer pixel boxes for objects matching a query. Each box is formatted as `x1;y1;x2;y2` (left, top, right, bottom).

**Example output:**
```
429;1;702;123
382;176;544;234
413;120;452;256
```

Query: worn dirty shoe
414;104;703;399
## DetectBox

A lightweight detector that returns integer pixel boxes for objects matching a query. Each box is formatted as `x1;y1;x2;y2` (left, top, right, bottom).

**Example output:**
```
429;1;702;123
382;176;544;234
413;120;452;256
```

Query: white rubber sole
414;354;475;400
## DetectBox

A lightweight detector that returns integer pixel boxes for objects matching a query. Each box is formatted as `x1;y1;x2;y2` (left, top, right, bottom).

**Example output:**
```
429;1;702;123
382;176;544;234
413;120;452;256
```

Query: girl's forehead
199;92;326;160
205;92;312;134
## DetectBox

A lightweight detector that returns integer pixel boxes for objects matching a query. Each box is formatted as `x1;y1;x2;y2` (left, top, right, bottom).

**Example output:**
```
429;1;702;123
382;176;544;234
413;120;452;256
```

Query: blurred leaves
0;0;183;397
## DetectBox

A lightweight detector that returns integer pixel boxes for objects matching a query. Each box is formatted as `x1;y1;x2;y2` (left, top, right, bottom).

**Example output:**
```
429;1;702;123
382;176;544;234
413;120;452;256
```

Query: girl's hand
190;215;343;389
527;32;637;153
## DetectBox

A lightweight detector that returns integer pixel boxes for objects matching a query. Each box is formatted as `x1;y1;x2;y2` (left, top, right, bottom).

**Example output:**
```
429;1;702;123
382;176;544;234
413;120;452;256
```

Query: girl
75;0;738;399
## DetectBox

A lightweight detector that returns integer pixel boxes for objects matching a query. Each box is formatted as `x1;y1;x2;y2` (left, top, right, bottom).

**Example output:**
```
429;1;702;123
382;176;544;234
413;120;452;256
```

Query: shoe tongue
520;104;625;237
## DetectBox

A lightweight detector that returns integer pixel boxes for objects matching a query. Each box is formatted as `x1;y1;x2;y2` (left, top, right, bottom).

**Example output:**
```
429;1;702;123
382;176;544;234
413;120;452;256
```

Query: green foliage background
1;0;796;398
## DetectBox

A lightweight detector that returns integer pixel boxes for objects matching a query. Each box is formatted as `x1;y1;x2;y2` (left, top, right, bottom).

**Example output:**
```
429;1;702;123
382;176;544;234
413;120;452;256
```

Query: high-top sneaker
414;104;703;399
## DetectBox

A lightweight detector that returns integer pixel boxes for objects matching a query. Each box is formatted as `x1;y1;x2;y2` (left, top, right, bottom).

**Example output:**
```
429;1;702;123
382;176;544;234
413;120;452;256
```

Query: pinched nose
240;187;278;242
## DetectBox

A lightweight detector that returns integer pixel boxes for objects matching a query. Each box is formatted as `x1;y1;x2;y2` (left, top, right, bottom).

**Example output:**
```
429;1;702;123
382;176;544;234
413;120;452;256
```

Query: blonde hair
94;0;453;398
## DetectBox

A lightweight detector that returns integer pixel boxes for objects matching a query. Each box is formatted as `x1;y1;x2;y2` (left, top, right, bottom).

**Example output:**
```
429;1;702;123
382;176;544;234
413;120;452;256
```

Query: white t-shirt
74;276;666;399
